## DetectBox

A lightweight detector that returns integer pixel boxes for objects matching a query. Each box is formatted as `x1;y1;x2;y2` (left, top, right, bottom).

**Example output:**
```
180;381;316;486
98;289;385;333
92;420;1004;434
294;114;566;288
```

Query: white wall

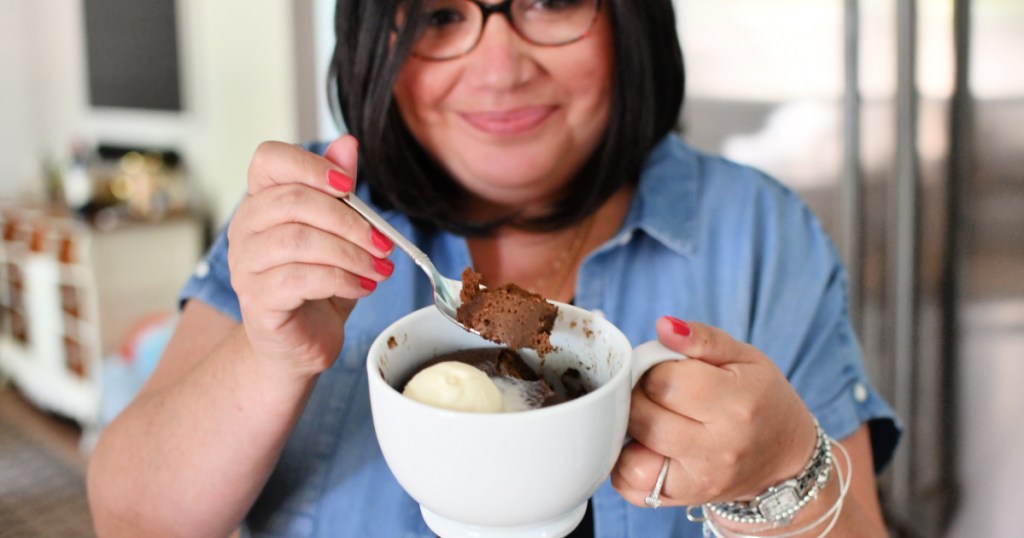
0;0;35;199
177;0;300;226
0;0;81;201
0;0;303;228
313;0;344;140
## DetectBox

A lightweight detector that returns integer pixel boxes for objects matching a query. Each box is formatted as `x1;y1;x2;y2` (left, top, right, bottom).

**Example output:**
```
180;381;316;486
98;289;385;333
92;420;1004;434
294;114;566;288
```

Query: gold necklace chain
533;214;596;300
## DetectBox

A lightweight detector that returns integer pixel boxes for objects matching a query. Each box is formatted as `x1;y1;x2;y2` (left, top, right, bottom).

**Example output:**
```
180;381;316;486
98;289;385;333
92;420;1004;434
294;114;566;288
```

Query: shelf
0;208;202;427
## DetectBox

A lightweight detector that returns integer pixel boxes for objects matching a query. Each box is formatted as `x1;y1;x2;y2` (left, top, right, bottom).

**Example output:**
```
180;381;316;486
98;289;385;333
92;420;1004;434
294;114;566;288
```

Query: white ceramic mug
367;301;685;538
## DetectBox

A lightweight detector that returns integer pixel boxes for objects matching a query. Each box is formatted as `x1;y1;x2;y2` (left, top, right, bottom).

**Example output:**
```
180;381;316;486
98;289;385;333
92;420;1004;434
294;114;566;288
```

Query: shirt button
194;260;210;279
853;383;868;403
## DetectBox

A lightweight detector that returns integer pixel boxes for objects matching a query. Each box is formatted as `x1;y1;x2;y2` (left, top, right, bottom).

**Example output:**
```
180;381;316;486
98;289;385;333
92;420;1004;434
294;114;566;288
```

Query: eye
417;0;474;29
423;6;466;27
526;0;584;12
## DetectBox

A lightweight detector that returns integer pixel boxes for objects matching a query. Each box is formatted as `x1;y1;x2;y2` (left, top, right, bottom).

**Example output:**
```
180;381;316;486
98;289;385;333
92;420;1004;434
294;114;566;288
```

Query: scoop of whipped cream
403;361;504;413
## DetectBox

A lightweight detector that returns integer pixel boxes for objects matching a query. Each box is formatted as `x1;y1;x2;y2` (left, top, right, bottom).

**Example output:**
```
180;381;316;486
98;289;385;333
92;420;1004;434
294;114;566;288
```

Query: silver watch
707;419;833;526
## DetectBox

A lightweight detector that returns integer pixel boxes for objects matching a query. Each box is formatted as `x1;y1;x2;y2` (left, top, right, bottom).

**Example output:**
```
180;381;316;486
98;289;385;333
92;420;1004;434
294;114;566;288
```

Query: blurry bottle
42;155;65;206
62;142;92;212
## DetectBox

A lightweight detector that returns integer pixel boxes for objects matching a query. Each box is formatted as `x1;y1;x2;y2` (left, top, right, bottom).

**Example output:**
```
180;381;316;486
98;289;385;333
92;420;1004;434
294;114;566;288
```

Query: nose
463;13;532;90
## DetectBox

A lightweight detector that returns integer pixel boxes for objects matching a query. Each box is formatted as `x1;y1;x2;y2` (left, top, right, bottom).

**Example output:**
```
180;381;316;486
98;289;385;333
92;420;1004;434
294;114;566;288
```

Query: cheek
580;65;613;113
394;68;436;131
394;64;464;163
393;68;426;124
562;58;614;134
563;29;615;123
395;62;461;121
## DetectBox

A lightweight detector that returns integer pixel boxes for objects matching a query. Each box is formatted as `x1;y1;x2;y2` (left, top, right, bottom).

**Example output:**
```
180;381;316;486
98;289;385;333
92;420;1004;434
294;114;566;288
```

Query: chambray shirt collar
613;135;700;257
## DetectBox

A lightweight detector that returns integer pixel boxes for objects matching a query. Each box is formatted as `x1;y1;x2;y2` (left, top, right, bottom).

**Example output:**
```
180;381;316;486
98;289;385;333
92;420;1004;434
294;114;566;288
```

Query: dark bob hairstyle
328;0;684;234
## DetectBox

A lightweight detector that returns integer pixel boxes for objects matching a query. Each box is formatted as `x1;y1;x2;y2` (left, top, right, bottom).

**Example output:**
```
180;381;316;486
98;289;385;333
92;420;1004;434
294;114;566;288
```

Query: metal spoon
338;193;478;335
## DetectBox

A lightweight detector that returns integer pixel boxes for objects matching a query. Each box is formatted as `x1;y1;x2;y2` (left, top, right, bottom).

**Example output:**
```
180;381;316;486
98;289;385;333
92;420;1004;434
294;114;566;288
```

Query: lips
460;106;556;136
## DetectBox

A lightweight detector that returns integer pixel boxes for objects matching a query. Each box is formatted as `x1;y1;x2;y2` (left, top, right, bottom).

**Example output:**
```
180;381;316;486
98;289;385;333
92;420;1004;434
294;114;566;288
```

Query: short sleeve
788;264;901;472
178;140;329;323
178;223;242;322
747;183;902;472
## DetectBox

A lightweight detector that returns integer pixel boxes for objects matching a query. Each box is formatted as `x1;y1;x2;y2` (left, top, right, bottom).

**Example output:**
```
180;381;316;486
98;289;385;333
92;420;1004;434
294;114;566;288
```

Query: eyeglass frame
406;0;604;62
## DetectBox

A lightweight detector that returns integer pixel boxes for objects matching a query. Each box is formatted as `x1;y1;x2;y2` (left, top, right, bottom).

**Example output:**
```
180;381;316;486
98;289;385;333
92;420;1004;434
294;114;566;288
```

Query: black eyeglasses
402;0;602;61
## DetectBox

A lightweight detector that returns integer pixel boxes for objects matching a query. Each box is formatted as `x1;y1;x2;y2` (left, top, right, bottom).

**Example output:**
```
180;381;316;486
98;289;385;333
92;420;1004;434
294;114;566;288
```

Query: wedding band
644;456;671;509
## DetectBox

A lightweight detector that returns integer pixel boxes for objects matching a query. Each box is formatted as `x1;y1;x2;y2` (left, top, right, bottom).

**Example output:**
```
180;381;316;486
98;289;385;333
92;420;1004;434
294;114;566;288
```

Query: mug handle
622;341;688;447
630;340;688;388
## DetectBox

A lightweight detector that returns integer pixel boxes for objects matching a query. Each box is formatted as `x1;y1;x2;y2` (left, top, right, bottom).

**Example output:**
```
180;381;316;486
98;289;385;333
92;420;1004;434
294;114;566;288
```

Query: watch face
757;485;801;521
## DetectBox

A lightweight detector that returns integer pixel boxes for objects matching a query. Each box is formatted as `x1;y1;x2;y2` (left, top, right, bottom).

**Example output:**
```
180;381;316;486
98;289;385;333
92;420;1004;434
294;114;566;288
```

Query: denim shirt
180;135;899;537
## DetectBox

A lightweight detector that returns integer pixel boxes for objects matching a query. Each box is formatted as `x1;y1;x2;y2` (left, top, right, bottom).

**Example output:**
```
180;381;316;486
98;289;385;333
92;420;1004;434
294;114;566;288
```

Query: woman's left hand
611;316;819;507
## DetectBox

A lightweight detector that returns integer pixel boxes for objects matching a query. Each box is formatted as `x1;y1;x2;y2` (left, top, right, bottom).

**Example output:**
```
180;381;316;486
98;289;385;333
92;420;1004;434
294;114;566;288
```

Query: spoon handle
338;194;437;281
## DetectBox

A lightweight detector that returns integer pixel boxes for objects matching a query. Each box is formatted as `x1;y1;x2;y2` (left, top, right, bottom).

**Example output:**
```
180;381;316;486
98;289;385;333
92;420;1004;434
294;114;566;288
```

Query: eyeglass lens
409;0;599;60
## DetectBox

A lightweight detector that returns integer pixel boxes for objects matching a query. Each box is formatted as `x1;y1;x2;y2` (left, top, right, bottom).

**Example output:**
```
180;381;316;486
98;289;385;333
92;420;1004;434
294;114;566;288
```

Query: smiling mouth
460;106;556;136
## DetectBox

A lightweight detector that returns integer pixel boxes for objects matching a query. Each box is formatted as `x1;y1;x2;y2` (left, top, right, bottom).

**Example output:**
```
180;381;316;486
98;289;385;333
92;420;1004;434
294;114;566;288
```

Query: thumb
323;134;360;182
655;316;757;368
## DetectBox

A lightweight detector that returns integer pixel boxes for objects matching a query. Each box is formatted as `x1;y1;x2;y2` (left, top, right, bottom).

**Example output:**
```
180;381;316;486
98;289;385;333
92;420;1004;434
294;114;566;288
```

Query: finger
611;443;687;508
236;262;376;313
231;183;394;258
246;140;355;197
639;359;738;422
626;385;711;461
657;316;761;368
234;223;393;283
322;134;359;178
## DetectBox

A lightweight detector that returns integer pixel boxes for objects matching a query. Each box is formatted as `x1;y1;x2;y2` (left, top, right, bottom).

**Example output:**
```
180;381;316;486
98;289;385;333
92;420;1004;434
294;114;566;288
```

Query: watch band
707;419;833;526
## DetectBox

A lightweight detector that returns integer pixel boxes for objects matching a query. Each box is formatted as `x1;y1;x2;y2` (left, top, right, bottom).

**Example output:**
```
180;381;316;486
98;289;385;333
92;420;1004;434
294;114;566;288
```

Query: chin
473;146;565;179
472;170;548;193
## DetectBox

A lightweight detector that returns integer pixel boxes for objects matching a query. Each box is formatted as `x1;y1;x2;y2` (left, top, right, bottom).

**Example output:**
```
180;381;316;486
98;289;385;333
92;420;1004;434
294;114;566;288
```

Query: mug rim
366;302;634;420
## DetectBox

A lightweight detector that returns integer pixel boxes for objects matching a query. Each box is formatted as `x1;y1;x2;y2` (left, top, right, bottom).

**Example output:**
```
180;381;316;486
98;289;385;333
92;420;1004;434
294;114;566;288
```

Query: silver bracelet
707;419;833;526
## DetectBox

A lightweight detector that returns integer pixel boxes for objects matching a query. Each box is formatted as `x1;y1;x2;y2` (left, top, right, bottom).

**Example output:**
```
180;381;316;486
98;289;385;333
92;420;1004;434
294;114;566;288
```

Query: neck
467;185;634;302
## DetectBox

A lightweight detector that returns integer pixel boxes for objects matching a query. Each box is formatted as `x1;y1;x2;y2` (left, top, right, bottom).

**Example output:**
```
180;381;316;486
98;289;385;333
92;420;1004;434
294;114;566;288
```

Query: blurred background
0;0;1021;536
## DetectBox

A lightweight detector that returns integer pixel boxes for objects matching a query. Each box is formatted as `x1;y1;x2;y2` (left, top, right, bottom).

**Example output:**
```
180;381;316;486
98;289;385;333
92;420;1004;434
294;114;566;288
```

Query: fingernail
373;257;394;277
371;228;393;252
359;277;377;291
327;169;354;192
666;316;691;337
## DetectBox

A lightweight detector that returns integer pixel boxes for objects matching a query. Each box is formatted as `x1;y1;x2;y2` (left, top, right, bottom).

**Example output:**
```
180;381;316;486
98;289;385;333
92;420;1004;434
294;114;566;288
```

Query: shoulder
641;135;814;220
634;135;833;261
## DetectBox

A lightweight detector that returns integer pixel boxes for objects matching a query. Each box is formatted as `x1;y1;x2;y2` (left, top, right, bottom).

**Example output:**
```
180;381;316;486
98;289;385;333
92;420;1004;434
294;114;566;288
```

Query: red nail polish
327;169;354;192
666;316;691;337
359;277;377;291
373;257;394;277
371;229;393;252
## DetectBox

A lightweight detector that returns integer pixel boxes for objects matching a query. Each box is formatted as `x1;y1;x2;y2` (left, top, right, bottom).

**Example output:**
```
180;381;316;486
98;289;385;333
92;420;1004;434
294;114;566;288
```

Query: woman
88;0;899;536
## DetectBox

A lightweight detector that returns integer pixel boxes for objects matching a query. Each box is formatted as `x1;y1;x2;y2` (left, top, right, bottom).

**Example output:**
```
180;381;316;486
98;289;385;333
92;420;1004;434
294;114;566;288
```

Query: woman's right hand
227;134;394;378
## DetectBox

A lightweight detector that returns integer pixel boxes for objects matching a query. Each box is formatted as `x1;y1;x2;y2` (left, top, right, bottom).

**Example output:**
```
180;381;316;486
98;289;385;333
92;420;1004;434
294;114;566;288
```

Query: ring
644;456;671;509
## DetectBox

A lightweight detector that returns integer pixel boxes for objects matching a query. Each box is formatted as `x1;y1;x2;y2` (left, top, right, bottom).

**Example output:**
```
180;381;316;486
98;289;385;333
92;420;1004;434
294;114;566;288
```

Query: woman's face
393;1;615;213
